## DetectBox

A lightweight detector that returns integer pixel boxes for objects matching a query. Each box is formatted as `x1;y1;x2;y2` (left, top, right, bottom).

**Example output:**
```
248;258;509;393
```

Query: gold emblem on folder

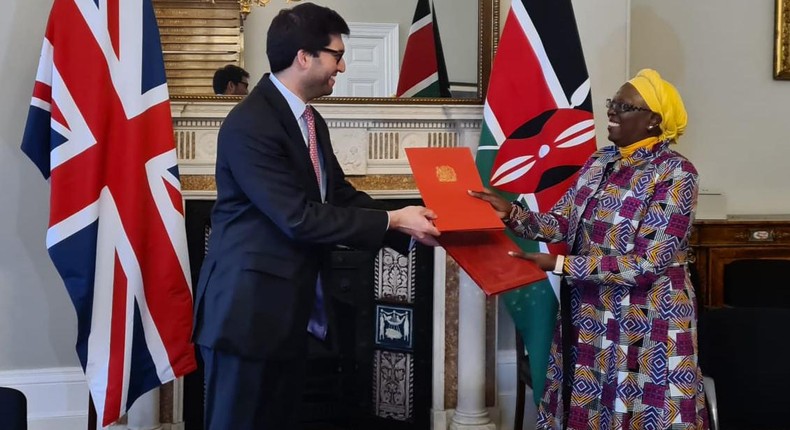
436;165;457;182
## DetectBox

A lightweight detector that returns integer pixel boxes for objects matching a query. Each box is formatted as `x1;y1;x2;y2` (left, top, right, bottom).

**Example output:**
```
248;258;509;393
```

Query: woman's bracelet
552;255;566;276
504;199;526;224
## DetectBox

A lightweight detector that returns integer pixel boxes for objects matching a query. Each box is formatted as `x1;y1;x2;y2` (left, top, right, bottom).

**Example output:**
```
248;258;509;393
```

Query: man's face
226;77;249;96
304;34;346;100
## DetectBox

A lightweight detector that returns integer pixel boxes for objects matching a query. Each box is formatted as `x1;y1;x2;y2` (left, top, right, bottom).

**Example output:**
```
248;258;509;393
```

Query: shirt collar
269;73;308;121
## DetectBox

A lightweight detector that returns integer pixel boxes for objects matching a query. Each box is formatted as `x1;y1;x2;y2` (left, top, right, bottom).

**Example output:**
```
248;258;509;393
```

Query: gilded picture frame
775;0;790;79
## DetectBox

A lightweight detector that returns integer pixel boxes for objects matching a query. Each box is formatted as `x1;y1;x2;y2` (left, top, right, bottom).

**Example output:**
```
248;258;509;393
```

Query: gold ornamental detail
436;166;457;183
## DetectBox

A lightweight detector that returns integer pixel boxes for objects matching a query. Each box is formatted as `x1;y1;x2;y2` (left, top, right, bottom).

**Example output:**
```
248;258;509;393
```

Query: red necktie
302;106;321;187
302;105;327;340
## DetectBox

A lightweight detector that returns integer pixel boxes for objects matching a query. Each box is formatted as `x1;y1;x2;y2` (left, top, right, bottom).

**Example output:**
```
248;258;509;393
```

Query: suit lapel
257;75;322;200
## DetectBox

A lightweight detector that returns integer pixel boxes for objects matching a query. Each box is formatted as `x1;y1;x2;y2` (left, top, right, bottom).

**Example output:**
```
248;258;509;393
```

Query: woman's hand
467;188;512;220
508;251;557;272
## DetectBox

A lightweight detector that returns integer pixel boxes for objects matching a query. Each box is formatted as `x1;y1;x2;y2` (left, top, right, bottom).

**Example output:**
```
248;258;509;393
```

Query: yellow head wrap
627;69;687;143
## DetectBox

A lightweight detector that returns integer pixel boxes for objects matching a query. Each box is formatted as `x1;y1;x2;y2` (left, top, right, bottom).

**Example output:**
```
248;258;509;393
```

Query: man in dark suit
192;3;440;429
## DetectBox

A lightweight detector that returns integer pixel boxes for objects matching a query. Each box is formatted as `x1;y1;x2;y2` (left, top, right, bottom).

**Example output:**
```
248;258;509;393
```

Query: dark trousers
200;346;307;430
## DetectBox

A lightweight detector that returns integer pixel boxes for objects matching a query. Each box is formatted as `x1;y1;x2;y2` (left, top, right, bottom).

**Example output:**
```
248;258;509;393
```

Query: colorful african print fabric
507;141;708;430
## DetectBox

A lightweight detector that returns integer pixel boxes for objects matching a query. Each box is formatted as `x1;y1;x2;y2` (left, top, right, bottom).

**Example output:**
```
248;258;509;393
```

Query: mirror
164;0;498;104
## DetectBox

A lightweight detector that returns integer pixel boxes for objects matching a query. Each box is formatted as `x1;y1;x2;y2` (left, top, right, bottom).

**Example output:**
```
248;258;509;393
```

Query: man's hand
400;228;440;247
388;206;440;244
467;188;511;220
508;251;557;271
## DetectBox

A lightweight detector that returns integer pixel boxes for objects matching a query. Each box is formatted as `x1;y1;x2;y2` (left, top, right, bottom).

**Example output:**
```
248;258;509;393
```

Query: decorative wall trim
496;349;539;430
0;369;187;430
497;350;519;430
171;102;483;177
0;367;89;430
180;174;420;197
0;364;514;430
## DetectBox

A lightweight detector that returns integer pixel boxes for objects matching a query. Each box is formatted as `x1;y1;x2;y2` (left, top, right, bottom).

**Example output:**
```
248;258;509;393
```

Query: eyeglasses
236;81;249;89
605;98;652;114
318;47;345;64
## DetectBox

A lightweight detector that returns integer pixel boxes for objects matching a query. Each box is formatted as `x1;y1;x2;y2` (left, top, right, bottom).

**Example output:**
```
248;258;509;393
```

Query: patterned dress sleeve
505;192;572;244
563;157;699;287
505;155;598;244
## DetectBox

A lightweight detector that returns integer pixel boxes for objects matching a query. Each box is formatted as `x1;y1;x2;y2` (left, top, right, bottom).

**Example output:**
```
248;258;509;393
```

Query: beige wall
630;0;790;214
0;0;79;371
572;0;631;149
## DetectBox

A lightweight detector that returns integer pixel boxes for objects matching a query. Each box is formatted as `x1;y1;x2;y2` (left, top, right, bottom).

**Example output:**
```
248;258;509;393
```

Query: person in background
471;69;708;429
193;3;440;429
212;64;250;96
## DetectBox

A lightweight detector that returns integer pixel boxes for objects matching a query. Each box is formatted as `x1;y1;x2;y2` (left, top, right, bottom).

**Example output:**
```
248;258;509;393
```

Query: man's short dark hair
212;64;249;94
266;3;350;73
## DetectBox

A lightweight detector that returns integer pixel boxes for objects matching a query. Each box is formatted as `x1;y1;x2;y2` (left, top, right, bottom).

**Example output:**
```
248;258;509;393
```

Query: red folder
405;147;503;232
439;230;547;296
406;147;547;295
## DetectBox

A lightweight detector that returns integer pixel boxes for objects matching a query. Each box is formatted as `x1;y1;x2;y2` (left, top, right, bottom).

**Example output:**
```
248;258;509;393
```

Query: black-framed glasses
318;47;345;64
236;81;249;89
605;98;652;114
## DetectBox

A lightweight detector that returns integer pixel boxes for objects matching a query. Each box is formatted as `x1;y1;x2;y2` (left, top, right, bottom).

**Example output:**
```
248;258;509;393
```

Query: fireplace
165;100;499;430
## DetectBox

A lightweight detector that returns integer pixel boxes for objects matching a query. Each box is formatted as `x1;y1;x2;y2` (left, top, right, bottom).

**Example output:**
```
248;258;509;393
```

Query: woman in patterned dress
471;69;708;429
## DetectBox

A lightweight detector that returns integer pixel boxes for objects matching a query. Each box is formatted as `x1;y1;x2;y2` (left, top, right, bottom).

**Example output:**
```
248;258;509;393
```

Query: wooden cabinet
689;216;790;308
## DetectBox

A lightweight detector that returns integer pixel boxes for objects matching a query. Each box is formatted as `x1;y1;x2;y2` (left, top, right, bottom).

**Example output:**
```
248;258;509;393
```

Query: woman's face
607;83;660;147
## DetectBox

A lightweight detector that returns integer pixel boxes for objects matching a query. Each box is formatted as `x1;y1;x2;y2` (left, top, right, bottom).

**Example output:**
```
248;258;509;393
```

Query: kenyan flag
396;0;450;98
475;0;597;404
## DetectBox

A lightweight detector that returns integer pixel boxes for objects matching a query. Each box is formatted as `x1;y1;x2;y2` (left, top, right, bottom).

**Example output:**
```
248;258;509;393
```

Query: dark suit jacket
193;74;398;359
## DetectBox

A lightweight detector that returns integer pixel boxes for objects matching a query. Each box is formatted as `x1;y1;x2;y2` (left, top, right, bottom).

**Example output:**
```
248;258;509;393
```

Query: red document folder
405;147;546;295
405;147;504;232
439;230;547;296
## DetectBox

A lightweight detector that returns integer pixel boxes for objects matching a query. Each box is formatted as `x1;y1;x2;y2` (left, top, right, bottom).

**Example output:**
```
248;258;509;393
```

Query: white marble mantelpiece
171;101;483;184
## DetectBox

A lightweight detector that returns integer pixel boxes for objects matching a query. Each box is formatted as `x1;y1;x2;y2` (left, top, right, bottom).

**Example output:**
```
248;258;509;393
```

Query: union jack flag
20;0;196;426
